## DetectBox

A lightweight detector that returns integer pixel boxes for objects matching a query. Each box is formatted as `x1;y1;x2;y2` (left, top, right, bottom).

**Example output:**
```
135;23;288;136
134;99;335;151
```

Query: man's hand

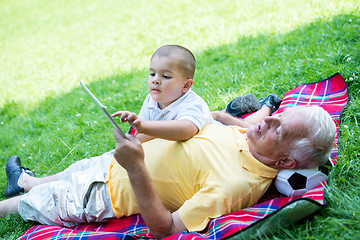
211;110;253;128
113;128;144;172
211;110;225;122
112;128;188;238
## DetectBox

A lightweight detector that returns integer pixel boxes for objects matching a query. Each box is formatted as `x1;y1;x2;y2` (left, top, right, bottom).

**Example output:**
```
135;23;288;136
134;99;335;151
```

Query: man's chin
246;126;256;139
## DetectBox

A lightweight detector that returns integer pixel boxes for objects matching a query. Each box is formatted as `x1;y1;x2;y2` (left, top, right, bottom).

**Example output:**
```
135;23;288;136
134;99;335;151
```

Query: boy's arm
113;111;198;141
137;120;198;141
113;130;188;238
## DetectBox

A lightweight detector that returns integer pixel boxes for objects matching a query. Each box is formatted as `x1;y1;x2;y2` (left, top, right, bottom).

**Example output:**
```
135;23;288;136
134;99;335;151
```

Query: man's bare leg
20;172;63;192
0;196;21;218
0;172;63;219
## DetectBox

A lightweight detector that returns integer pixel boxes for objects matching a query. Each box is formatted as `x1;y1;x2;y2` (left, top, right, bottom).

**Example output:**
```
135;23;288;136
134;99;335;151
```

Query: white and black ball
275;166;329;196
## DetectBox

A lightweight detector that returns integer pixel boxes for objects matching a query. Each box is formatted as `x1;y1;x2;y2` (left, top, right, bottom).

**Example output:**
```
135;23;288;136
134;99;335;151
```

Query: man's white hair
289;105;336;168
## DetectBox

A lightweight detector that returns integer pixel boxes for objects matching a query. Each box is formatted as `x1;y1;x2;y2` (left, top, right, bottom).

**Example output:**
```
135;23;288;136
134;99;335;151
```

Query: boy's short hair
152;45;196;79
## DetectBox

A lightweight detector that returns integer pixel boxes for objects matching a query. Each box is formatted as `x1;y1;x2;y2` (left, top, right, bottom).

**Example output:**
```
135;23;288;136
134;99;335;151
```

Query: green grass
0;0;359;239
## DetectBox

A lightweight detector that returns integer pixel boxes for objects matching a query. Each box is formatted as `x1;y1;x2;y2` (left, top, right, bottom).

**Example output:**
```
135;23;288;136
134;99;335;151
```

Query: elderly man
1;105;335;238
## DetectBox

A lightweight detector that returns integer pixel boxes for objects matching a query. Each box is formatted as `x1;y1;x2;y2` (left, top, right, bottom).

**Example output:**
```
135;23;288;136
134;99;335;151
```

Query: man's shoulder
195;124;246;136
190;124;242;145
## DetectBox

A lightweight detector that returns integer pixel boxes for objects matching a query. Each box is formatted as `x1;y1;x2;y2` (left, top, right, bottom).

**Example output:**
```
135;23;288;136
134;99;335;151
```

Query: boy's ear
182;79;193;93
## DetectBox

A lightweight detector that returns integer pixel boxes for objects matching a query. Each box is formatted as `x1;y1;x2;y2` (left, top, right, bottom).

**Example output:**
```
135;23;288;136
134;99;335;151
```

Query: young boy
112;45;213;143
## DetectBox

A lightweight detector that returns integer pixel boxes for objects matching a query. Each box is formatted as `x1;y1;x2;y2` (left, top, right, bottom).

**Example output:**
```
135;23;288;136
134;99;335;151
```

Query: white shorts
18;151;116;227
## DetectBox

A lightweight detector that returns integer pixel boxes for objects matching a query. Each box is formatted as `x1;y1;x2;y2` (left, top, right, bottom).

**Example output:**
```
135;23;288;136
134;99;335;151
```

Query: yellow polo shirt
106;124;278;232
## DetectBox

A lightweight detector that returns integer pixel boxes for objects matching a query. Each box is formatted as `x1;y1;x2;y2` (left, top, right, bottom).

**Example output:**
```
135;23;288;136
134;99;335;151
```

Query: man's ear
276;157;297;169
182;79;193;93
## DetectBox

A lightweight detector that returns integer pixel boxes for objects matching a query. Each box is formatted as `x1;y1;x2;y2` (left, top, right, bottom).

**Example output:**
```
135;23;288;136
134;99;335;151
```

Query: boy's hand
112;111;145;133
112;111;137;123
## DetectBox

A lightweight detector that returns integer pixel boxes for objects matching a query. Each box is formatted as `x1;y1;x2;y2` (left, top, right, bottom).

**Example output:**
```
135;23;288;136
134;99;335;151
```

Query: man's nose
264;116;280;127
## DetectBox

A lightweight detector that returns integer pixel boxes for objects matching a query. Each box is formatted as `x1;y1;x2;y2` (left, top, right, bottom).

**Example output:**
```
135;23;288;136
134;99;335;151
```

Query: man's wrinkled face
246;107;310;168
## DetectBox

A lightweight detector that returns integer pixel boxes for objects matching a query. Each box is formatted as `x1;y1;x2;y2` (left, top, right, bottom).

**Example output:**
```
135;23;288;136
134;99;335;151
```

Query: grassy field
0;0;359;239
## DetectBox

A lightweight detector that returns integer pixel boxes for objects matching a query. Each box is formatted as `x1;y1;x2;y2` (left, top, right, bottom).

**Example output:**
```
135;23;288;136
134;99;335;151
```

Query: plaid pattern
18;73;348;240
274;73;348;164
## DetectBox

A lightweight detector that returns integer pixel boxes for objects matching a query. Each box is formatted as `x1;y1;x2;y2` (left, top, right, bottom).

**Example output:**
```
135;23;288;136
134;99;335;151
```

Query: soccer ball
274;167;328;196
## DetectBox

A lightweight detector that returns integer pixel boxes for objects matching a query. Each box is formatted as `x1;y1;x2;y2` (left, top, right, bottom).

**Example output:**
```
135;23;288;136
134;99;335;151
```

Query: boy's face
148;55;192;109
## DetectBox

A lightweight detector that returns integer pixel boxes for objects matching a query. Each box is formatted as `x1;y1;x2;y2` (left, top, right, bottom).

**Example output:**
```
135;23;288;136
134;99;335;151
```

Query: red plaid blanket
18;73;348;240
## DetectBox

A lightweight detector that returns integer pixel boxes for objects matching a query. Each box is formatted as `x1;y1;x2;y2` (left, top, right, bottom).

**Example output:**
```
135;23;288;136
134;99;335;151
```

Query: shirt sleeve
175;99;214;131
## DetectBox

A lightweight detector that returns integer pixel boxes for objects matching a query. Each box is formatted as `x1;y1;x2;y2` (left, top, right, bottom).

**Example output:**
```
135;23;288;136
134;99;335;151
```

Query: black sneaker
225;94;261;117
5;156;35;198
259;94;282;113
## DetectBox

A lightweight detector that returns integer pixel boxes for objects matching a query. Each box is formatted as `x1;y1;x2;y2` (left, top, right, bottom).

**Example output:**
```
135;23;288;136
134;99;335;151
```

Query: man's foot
225;94;261;117
259;94;282;113
5;156;35;198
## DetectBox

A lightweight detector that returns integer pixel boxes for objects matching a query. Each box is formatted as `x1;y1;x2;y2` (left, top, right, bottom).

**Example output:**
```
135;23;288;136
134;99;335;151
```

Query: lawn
0;0;359;239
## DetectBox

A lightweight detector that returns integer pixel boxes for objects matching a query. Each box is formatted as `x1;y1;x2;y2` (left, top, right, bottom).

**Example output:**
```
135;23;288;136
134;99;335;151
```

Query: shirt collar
147;90;192;112
232;126;279;178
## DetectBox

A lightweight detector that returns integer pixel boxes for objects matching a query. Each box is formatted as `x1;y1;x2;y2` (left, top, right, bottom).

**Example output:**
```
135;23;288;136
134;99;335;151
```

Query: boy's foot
259;94;282;113
5;156;35;198
225;94;261;117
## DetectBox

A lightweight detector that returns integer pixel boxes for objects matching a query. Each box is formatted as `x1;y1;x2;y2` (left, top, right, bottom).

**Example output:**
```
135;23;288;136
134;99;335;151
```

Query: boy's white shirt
138;89;214;131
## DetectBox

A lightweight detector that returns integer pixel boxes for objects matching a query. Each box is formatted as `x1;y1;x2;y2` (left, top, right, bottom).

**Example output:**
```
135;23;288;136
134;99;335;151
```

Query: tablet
80;81;129;139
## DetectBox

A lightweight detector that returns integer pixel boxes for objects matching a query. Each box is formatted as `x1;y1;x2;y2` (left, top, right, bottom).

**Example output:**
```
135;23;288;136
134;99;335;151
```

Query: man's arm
212;106;272;127
211;111;254;128
112;129;188;238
